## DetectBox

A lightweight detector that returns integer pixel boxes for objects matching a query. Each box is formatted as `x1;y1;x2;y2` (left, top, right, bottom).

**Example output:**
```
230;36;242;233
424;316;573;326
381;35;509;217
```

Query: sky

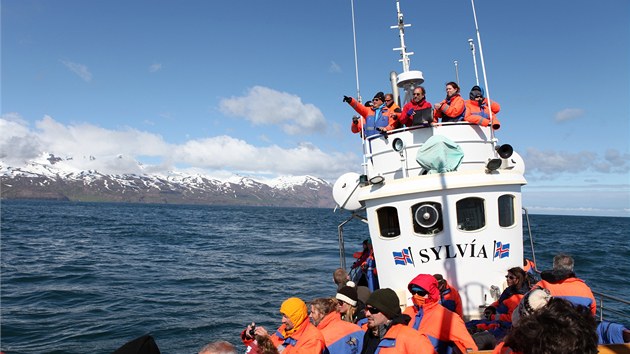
2;0;629;217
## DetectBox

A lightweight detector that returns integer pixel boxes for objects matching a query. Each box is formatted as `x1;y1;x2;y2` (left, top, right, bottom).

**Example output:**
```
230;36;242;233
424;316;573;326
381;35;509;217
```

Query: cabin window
377;206;400;238
498;194;515;227
456;197;485;231
411;202;443;235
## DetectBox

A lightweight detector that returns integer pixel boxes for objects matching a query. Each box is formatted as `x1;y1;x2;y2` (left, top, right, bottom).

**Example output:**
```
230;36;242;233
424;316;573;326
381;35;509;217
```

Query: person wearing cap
433;82;466;123
403;274;477;354
337;285;366;324
309;298;364;354
463;85;501;130
432;274;463;318
242;297;325;354
533;253;596;316
343;92;391;138
381;93;402;132
395;86;433;127
362;288;436;354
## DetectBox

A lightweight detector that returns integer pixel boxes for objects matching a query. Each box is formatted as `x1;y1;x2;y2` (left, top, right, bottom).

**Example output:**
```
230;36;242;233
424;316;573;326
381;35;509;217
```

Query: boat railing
523;208;629;323
337;210;368;270
594;290;630;322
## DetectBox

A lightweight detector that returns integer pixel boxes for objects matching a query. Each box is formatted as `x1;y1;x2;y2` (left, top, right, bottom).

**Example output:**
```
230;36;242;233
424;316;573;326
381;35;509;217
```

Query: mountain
0;154;334;208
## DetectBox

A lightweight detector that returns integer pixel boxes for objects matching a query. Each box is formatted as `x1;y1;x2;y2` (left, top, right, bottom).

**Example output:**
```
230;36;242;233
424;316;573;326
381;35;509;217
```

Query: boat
333;0;526;322
331;0;630;332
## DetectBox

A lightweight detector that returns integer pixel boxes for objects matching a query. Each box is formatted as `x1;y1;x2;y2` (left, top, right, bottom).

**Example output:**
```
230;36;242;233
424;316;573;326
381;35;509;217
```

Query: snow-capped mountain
0;154;334;208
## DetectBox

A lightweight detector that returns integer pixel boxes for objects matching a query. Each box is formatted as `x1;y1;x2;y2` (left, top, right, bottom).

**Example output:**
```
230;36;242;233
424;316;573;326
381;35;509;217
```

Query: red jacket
439;281;463;318
434;94;465;122
267;322;326;354
405;274;478;353
534;275;596;315
374;323;436;354
316;312;364;354
464;99;501;129
398;99;433;127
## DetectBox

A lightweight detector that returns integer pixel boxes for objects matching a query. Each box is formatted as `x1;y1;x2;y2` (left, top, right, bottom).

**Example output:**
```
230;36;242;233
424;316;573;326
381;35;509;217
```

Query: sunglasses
365;306;381;314
337;299;345;306
373;98;382;101
505;275;516;280
411;289;428;297
385;99;393;102
413;93;423;96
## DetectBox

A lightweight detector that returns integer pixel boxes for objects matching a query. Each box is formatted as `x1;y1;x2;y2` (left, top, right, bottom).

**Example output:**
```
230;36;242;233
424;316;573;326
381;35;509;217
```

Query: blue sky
2;0;629;217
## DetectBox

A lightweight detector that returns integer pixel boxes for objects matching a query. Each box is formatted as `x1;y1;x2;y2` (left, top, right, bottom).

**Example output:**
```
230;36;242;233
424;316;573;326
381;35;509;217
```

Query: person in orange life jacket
242;297;326;354
484;267;531;323
533;253;596;315
361;288;436;354
403;274;478;354
464;85;501;129
433;82;465;123
381;93;402;132
337;285;366;325
344;92;390;138
309;297;365;354
432;274;463;318
522;258;536;275
498;297;598;354
394;86;433;127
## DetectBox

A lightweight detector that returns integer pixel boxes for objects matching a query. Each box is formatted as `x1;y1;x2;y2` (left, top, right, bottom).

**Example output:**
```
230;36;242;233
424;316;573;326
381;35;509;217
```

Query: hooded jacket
403;274;478;354
438;280;463;318
534;270;596;315
316;312;364;354
464;98;501;129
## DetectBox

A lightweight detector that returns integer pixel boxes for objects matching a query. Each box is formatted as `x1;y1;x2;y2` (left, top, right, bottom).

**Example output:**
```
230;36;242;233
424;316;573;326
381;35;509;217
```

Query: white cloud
0;115;356;180
554;108;584;122
60;60;93;82
149;63;162;72
524;147;630;177
329;61;342;73
218;86;327;135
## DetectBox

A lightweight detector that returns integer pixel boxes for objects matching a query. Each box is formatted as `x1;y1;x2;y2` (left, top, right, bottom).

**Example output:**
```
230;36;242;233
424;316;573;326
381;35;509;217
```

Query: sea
1;200;628;354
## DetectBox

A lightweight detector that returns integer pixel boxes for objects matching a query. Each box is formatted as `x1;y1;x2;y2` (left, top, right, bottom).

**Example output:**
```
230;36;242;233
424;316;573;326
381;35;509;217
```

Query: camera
248;324;256;338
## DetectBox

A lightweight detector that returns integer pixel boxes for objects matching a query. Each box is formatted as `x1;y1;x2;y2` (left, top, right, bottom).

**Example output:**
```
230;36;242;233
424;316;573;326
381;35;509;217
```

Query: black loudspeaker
496;144;513;159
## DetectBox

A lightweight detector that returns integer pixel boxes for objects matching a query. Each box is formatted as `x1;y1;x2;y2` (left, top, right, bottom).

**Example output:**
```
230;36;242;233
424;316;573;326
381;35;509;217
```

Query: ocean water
1;200;628;353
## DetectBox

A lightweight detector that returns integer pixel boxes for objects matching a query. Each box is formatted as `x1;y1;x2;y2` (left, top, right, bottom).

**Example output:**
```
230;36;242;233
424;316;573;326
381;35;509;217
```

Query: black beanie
336;286;358;306
366;288;400;319
469;85;483;100
373;92;385;101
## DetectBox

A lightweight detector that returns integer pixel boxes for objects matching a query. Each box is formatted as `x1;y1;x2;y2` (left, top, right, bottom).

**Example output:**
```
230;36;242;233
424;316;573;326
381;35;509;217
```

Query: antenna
390;0;423;106
390;0;413;73
454;60;460;86
350;0;362;103
468;39;480;86
470;0;495;142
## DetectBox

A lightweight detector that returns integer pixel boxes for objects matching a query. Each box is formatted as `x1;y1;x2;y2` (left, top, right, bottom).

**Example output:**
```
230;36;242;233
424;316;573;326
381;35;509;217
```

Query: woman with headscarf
242;297;326;354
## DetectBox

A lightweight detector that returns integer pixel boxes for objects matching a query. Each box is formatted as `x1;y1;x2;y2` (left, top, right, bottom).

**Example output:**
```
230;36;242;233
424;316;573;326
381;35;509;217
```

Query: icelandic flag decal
393;248;414;266
494;241;510;259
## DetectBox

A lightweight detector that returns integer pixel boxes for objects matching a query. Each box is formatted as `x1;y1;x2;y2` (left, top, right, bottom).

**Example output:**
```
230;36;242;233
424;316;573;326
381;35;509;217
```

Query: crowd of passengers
343;82;501;139
112;253;629;354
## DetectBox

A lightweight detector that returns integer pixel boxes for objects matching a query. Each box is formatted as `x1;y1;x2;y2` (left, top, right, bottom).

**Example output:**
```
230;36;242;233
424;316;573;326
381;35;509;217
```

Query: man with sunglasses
403;274;477;354
394;87;433;127
344;92;392;138
361;288;436;354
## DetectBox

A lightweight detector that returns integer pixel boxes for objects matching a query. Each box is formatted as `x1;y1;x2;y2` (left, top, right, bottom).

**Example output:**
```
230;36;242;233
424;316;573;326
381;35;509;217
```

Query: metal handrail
337;210;368;270
522;207;538;272
593;290;630;321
